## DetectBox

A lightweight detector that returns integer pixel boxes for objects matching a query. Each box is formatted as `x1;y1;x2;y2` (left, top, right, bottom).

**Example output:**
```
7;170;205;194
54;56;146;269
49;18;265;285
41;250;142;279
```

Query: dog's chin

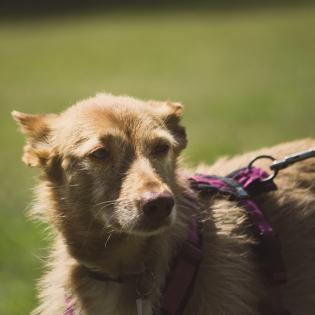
123;207;177;237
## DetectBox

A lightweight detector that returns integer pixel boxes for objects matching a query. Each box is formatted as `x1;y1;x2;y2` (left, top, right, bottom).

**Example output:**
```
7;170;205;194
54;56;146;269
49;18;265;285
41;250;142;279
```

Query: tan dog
13;94;315;315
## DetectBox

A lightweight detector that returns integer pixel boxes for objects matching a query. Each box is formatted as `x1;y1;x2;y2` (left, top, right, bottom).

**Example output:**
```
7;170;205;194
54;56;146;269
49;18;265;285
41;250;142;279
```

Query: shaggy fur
13;94;315;315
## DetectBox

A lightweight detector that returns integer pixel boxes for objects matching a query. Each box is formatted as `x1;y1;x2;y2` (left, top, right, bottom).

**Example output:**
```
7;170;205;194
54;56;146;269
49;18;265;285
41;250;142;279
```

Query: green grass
1;4;315;314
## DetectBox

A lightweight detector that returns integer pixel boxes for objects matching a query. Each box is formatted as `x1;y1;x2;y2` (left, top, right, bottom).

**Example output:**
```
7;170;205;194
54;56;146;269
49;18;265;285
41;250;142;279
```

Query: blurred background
1;1;315;314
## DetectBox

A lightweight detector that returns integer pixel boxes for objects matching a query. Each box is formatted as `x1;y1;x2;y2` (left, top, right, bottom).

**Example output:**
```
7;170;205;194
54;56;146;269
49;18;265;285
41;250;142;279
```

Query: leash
64;147;315;315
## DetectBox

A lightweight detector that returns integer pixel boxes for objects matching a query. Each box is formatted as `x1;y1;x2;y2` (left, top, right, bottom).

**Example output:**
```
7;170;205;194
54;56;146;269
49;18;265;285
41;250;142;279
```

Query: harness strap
161;215;202;315
189;167;289;315
65;295;74;315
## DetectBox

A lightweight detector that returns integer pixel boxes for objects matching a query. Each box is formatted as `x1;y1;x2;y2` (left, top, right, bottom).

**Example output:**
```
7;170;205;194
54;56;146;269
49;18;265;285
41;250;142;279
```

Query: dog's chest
77;282;152;315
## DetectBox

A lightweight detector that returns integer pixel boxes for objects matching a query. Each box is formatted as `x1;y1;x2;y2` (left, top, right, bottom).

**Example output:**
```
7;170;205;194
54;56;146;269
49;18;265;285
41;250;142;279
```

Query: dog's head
13;94;187;239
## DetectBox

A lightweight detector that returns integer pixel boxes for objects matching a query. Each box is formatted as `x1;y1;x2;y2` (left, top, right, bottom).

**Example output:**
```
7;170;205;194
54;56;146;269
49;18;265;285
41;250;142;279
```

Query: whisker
94;197;130;207
104;233;113;248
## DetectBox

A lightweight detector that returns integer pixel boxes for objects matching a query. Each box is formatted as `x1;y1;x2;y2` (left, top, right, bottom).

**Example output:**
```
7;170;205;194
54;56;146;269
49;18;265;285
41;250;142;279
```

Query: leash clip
270;148;315;171
248;155;278;183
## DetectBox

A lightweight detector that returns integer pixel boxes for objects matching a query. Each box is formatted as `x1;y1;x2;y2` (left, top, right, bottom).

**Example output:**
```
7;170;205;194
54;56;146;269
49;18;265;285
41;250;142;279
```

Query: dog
12;93;315;315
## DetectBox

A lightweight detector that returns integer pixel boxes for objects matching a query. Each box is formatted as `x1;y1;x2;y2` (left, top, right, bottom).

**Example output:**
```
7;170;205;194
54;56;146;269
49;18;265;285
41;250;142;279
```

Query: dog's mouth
131;206;176;236
102;203;176;237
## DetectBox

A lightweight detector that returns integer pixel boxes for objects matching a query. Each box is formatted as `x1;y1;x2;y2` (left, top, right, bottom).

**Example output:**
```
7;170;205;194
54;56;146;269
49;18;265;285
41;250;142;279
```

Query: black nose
142;191;175;221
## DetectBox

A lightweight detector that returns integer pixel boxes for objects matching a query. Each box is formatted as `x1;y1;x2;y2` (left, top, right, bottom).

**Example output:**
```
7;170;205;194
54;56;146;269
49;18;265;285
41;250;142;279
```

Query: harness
189;166;286;315
65;148;315;315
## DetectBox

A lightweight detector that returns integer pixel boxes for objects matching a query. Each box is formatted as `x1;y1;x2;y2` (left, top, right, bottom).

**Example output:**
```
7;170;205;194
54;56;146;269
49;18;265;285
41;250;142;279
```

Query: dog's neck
81;233;150;278
66;205;194;285
79;225;187;278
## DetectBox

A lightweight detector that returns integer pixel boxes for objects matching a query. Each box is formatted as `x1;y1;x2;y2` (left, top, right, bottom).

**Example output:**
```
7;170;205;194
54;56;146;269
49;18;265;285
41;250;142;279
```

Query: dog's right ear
149;101;187;152
12;111;57;168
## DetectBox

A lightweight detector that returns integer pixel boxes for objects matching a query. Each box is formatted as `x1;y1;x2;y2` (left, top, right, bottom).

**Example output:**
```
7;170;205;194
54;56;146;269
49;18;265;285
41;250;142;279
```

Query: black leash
248;147;315;183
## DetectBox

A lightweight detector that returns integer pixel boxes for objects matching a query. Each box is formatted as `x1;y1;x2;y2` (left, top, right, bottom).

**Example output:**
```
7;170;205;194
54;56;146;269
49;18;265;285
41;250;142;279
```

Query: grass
1;4;315;314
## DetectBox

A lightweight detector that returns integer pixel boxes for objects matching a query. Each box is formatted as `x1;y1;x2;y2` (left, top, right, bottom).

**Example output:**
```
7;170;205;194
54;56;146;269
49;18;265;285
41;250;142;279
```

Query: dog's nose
142;191;174;221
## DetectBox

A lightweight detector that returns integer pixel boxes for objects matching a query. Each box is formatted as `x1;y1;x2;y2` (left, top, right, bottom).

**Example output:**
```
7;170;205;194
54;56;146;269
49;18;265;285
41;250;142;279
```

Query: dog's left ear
151;101;187;152
12;111;57;168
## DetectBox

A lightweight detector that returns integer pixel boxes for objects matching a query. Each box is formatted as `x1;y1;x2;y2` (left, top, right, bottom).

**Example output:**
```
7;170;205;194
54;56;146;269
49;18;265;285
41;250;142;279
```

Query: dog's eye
152;143;170;157
90;148;110;160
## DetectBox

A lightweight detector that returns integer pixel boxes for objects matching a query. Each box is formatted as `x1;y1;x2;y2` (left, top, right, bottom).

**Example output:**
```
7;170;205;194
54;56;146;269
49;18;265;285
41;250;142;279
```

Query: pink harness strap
161;215;202;315
65;295;74;315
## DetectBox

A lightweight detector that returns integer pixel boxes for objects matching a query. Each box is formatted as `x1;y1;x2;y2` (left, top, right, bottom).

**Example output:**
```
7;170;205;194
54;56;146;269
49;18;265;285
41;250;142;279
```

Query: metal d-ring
248;155;278;183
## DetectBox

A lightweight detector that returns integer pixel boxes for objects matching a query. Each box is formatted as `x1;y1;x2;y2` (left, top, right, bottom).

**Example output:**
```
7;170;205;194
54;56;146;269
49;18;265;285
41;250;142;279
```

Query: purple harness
189;166;289;315
159;165;288;315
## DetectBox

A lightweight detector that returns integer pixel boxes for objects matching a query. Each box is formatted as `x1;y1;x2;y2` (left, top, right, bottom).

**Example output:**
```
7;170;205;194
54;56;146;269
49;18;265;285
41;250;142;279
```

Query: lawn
0;4;315;314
